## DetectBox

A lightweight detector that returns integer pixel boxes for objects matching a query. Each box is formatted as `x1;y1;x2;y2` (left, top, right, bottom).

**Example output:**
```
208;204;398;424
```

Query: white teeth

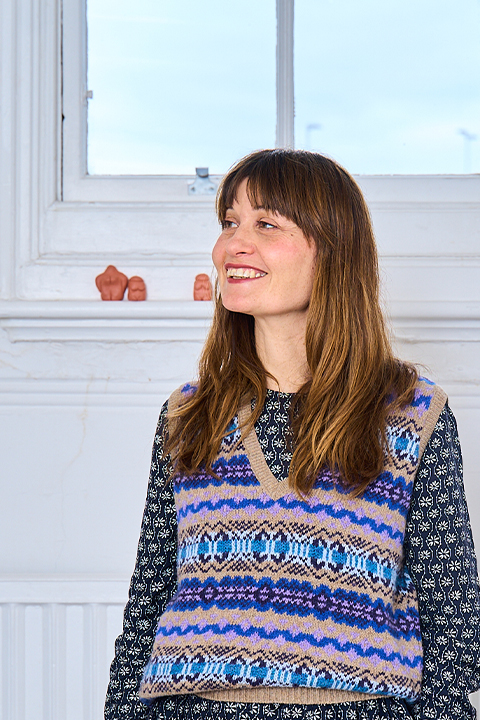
226;267;266;279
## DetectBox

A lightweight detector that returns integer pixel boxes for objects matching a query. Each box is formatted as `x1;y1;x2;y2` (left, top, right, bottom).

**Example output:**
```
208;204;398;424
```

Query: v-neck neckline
238;395;292;501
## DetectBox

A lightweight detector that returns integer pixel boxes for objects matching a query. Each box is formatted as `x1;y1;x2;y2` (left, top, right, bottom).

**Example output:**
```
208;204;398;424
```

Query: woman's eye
222;219;238;229
259;221;276;229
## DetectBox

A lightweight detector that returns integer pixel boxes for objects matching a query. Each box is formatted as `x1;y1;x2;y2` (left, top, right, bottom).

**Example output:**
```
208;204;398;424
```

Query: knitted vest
139;378;446;704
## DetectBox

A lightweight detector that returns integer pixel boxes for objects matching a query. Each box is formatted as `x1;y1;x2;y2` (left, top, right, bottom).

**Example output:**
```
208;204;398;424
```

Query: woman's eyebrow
225;205;268;212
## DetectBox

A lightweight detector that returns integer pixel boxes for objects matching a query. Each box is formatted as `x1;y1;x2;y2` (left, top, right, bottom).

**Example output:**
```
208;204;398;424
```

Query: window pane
295;0;480;174
87;0;276;175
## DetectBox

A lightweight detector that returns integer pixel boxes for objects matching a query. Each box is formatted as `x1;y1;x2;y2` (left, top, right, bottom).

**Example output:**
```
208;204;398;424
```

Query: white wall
1;0;480;717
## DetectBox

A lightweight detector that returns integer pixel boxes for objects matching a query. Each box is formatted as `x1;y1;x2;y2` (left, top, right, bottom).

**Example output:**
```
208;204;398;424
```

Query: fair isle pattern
139;379;447;703
178;532;401;591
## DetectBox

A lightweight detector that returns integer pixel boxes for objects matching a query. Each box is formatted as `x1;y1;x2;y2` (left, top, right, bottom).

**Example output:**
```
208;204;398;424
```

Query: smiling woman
105;150;480;720
170;149;414;495
212;179;317;329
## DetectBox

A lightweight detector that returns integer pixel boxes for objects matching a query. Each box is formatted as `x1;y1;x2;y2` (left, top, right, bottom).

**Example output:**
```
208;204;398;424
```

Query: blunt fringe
166;149;418;496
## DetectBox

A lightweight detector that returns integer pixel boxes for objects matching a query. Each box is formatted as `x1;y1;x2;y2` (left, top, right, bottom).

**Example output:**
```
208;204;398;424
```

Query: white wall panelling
0;579;126;720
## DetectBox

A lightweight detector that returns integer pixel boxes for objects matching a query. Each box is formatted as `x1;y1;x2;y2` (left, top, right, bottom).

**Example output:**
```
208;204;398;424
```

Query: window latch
188;167;217;195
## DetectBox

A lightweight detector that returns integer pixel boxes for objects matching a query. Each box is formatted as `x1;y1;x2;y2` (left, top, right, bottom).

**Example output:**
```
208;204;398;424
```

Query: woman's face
212;179;317;324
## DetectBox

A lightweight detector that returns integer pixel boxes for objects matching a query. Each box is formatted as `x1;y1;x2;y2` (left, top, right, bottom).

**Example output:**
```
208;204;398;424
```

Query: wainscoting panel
0;580;126;720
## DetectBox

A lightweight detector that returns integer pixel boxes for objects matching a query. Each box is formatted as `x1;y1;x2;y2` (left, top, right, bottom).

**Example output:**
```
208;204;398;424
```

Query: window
85;0;480;178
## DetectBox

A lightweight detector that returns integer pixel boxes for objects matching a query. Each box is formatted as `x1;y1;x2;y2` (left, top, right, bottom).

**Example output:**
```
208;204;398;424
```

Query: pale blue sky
87;0;480;175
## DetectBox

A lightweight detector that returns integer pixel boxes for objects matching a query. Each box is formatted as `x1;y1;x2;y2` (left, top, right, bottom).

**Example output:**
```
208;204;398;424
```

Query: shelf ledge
0;300;480;343
0;300;214;342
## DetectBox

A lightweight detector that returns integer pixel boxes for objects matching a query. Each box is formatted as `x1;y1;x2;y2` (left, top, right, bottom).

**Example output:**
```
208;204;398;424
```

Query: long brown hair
166;149;417;495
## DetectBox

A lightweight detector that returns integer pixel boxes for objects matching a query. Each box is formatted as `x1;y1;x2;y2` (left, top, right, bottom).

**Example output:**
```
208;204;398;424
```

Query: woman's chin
222;301;254;316
220;293;256;315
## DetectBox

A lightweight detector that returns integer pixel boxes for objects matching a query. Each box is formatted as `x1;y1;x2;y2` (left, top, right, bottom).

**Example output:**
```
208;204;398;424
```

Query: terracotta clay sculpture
127;276;147;301
193;273;212;301
95;265;128;301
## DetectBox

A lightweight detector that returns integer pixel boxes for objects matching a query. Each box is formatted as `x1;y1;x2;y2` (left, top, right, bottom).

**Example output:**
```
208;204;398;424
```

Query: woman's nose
225;224;255;256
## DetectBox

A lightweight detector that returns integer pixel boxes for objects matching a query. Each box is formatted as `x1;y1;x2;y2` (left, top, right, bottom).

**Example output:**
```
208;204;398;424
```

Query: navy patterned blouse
105;392;480;720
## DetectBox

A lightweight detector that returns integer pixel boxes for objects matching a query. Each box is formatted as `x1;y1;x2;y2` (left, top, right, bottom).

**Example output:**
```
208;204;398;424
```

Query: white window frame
2;0;480;304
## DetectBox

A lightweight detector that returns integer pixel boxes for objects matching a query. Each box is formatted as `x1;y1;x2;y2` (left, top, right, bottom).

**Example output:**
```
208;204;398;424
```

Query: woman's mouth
226;267;267;279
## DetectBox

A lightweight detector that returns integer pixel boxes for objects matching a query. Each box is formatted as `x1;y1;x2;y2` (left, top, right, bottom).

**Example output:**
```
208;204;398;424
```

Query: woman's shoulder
393;375;448;459
166;381;198;414
412;375;447;414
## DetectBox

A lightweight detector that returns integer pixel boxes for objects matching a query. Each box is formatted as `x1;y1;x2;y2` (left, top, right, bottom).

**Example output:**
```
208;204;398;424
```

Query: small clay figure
127;276;147;301
193;273;212;301
95;265;128;301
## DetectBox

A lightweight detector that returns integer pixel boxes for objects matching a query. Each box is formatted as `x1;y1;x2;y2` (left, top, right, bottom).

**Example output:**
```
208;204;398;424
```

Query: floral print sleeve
403;404;480;720
104;402;178;720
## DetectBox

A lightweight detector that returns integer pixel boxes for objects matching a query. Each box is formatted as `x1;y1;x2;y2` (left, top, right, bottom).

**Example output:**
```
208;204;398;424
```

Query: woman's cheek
211;240;222;271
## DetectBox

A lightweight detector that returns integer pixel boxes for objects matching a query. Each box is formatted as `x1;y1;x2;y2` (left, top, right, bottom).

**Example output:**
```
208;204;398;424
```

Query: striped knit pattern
139;378;447;703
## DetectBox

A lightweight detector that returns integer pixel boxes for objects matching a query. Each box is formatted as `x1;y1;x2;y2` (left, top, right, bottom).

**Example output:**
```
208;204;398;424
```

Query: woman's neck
254;316;310;393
